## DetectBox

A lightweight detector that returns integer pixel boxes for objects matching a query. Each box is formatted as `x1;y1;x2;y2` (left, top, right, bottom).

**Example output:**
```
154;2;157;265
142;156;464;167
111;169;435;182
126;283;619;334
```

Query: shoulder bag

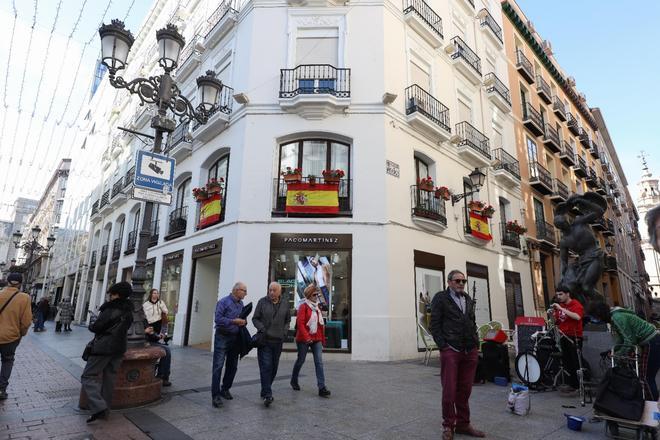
0;291;20;317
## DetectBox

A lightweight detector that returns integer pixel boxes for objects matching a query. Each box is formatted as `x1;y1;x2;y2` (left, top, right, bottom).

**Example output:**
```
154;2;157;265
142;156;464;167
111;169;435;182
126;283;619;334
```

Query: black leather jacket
430;290;479;351
89;298;133;356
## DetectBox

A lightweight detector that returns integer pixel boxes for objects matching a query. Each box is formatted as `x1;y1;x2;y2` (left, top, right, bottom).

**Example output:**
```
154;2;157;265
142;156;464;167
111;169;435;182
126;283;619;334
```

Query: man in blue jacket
211;282;248;408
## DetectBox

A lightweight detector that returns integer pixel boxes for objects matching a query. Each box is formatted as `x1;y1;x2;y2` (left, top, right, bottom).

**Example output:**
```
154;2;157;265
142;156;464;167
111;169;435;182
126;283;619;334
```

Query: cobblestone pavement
0;321;645;439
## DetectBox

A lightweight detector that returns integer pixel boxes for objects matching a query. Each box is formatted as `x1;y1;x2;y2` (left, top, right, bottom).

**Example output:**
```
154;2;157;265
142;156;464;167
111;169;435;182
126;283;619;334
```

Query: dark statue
554;192;607;303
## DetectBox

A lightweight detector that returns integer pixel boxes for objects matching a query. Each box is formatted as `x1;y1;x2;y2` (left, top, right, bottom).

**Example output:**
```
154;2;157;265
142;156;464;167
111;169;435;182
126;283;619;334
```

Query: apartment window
279;139;350;178
520;85;529;109
458;99;472;123
527;137;538;162
498;197;510;224
491;125;503;149
296;29;339;66
208;155;230;183
546;154;554;177
175;178;191;211
555;122;562;142
540;107;547;126
533;198;545;224
132;209;141;231
415;156;430;181
410;60;431;91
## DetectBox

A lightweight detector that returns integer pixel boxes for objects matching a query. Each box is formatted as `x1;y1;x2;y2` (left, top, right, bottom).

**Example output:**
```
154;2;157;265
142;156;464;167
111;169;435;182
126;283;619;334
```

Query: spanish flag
199;193;222;228
469;211;492;241
285;183;339;213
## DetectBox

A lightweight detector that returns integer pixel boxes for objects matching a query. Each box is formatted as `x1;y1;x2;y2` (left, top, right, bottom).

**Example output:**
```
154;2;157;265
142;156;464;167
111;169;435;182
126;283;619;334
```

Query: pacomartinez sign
270;233;352;250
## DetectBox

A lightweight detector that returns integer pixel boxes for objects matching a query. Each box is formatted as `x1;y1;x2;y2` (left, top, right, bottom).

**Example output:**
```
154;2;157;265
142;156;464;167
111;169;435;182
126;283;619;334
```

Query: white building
77;0;534;360
637;158;660;299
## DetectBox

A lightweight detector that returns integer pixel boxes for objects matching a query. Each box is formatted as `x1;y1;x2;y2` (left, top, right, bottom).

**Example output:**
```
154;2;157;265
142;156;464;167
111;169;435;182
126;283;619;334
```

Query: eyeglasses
237;288;247;292
451;279;467;284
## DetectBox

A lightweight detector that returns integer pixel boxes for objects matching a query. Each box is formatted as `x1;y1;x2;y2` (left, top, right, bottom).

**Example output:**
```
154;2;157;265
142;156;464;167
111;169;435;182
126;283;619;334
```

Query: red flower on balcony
506;220;527;235
434;186;451;201
417;176;434;191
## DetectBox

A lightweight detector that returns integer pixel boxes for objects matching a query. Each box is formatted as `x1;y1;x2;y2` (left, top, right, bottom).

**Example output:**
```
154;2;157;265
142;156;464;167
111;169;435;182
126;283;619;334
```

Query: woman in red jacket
290;284;331;397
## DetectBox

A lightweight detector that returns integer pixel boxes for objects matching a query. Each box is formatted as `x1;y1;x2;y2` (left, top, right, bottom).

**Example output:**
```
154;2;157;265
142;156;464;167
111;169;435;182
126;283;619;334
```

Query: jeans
559;336;582;389
646;334;660;400
291;341;325;389
440;347;478;429
0;339;21;390
35;310;45;331
211;331;239;400
155;343;171;379
80;355;123;413
257;340;283;398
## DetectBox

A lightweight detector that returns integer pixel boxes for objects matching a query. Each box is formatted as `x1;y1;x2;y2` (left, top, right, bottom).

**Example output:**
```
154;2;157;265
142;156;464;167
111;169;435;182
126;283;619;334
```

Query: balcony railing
100;245;108;265
492;148;520;180
516;49;534;83
112;238;121;261
279;65;350;99
536;75;552;103
125;230;137;255
605;255;618;272
559;141;575;166
586;168;598;187
167;206;188;239
124;166;135;188
100;190;110;208
578;128;590;147
500;223;520;249
543;124;560;151
484;72;511;106
178;34;202;68
403;0;443;39
205;0;239;38
411;185;447;226
91;200;99;217
589;140;600;159
192;85;234;130
165;121;191;152
455;121;490;159
111;179;124;198
553;96;566;120
567;113;580;135
90;251;97;268
450;36;481;76
479;9;502;43
273;178;352;217
405;84;451;132
522;102;544;136
536;220;556;245
149;220;159;247
529;161;552;192
574;155;588;177
553;178;569;200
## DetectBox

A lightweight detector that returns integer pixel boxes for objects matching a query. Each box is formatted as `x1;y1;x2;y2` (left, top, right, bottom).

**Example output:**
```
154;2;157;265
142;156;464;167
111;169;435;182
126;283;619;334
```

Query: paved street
1;321;617;439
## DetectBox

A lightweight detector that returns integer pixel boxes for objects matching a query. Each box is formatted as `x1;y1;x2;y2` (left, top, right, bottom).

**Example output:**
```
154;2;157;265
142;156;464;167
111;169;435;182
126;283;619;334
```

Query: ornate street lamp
97;19;223;407
12;226;56;293
452;168;487;205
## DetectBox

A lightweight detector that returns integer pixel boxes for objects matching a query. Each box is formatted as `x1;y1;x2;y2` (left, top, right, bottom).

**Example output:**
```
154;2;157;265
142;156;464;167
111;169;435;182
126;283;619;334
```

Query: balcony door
533;198;545;226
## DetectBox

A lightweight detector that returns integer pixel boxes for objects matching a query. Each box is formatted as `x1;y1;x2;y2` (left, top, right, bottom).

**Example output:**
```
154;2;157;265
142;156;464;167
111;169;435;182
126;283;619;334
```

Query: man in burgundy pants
430;270;485;440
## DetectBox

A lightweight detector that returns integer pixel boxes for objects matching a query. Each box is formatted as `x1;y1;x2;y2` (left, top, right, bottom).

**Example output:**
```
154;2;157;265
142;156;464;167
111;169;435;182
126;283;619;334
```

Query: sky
515;0;660;199
0;0;151;221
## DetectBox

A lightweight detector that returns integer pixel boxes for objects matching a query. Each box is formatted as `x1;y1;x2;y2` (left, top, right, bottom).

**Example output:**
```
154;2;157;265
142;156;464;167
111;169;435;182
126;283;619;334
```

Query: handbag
593;365;644;421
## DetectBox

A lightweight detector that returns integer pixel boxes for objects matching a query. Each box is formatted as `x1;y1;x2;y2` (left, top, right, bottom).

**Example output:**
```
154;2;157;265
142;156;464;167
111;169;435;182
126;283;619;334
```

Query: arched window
278;139;350;178
208;155;230;183
175;178;190;210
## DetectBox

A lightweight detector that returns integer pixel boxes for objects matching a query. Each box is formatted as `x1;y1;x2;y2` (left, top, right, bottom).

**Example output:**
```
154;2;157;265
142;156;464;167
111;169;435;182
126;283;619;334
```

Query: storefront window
160;252;183;337
269;234;351;352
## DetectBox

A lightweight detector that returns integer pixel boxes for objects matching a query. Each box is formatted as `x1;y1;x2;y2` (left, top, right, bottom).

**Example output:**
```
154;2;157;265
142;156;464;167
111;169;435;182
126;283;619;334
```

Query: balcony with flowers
501;221;526;255
273;168;351;217
192;178;225;229
411;177;449;232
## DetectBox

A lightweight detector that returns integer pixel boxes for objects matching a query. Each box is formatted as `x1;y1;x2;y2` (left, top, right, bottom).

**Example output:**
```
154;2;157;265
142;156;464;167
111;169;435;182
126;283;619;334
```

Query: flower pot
195;194;209;202
308;177;317;185
324;176;340;184
418;183;434;192
283;174;302;183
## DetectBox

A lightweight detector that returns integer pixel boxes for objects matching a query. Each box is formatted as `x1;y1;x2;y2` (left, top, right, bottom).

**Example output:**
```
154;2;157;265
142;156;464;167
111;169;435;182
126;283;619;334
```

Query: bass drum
515;352;541;385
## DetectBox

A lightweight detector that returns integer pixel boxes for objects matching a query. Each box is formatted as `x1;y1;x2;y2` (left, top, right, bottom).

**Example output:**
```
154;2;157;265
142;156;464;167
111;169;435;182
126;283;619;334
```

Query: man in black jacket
430;270;485;440
80;282;133;423
252;282;290;407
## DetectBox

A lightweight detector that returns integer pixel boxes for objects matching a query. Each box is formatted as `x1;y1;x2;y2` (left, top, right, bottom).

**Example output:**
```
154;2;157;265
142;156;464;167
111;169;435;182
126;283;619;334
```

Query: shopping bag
507;384;530;416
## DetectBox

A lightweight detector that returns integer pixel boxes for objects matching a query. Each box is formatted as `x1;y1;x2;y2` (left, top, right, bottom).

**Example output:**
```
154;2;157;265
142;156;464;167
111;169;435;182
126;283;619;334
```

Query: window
175;178;191;211
491;125;503;149
279;140;350;179
527;137;538;163
458;99;472;123
540;107;547;126
208;155;230;184
410;60;431;91
132;209;141;231
533;198;545;224
296;30;338;66
498;197;510;224
520;85;529;110
414;157;430;181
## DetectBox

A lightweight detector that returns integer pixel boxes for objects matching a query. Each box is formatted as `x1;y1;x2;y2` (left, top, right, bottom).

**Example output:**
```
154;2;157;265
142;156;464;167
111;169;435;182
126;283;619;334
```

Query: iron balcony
574;155;588;178
529;161;553;195
542;124;561;153
279;65;350;99
522;102;544;136
567;113;581;136
125;230;137;255
549;178;569;203
536;220;557;246
410;185;447;227
553;96;567;121
166;206;188;240
559;141;576;167
536;75;552;104
516;50;534;84
272;177;352;218
500;222;520;249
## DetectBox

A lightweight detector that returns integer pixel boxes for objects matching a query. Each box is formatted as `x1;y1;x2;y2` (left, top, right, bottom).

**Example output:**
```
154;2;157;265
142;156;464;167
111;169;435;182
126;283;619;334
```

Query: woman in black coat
81;282;134;423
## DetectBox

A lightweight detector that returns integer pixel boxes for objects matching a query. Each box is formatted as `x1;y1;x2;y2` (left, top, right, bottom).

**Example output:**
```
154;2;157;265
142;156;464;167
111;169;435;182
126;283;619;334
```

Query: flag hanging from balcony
469;211;492;241
285;183;339;213
198;193;222;229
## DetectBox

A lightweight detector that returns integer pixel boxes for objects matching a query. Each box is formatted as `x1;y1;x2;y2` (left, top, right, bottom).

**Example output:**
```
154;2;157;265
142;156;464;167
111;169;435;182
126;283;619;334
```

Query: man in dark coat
34;297;50;332
430;270;485;440
80;282;133;423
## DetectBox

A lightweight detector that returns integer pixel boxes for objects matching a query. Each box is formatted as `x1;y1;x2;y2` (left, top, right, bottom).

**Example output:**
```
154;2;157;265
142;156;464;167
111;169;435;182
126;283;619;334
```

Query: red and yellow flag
199;193;222;228
469;211;492;241
285;183;339;213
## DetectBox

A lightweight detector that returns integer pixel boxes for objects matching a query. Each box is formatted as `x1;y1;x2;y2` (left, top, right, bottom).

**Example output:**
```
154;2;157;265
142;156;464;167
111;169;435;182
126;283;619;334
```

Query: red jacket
295;303;326;345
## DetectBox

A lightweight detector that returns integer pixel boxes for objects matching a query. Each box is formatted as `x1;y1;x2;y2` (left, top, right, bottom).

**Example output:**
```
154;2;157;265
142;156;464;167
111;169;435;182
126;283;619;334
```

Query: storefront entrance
185;239;222;350
159;250;184;338
413;250;445;350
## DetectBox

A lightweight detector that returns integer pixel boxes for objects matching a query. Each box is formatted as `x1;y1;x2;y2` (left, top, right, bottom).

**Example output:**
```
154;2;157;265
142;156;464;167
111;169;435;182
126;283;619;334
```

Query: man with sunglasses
430;270;485;440
550;286;584;394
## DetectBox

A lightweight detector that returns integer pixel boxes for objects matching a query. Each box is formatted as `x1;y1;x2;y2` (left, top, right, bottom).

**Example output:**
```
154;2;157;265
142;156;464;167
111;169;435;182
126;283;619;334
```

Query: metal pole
42;250;53;300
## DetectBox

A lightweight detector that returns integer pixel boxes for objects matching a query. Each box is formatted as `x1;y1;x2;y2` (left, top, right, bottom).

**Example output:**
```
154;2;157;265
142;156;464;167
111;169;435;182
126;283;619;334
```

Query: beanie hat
7;272;22;285
108;281;133;299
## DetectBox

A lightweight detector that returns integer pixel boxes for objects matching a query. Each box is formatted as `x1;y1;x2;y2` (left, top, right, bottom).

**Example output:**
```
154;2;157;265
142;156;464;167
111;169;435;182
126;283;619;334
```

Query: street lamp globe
47;234;56;249
31;226;41;240
156;24;185;72
99;19;135;74
12;231;22;246
468;168;486;190
196;70;223;112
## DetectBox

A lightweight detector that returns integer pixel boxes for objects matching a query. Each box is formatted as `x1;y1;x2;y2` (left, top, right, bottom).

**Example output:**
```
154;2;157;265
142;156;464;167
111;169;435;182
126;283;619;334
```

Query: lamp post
96;19;222;408
451;168;487;205
12;226;56;295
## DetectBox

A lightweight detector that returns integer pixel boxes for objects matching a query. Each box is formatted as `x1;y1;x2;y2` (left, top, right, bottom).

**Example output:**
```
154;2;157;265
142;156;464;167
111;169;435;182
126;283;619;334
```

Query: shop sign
271;233;352;250
193;238;223;258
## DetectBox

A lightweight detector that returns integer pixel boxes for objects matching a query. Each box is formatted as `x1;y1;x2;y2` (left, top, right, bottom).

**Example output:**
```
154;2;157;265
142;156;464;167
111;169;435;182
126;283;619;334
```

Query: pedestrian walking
145;325;172;387
80;282;133;423
0;273;33;400
34;296;50;332
57;297;74;332
290;284;331;398
253;282;290;407
430;270;485;440
142;288;168;335
211;281;248;408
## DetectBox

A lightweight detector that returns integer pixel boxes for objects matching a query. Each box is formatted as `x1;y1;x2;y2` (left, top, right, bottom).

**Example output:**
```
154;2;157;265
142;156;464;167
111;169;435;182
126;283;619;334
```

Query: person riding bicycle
588;301;660;401
550;285;584;395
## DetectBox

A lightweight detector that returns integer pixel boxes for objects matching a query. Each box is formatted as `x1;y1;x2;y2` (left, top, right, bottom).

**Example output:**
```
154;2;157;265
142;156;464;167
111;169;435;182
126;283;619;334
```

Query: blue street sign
134;151;175;193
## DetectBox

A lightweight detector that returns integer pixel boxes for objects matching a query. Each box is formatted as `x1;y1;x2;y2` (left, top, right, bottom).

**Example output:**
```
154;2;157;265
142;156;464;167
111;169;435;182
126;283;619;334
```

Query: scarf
305;299;324;335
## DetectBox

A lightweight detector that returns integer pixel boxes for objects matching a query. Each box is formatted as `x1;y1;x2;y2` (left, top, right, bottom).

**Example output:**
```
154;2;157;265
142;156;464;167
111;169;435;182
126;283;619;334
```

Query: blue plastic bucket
565;414;585;431
494;376;508;386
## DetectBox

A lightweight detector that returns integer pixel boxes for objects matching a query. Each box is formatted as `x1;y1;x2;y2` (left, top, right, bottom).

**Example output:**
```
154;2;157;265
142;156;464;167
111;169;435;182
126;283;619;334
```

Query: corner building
80;0;535;360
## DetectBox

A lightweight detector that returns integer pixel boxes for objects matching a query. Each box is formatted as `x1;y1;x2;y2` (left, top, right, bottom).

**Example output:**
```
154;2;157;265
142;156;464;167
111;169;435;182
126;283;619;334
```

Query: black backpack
593;365;644;421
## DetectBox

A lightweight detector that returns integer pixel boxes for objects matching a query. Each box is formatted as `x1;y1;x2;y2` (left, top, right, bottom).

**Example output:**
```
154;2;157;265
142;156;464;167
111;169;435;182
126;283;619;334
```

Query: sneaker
290;381;300;391
219;389;233;400
263;396;273;407
161;379;172;387
0;389;7;400
318;387;331;398
212;397;223;408
86;409;109;423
